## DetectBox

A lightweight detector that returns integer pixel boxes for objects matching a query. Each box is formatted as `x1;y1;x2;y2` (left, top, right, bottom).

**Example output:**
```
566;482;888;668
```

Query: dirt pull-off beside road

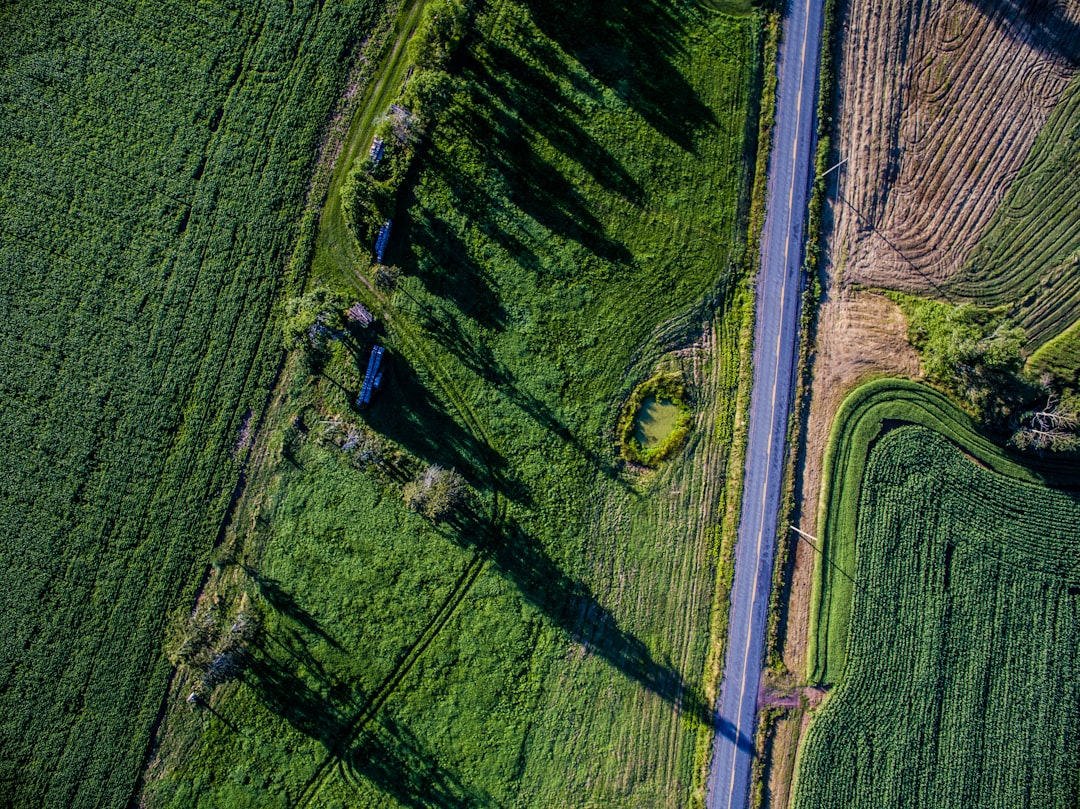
783;288;919;669
831;0;1080;292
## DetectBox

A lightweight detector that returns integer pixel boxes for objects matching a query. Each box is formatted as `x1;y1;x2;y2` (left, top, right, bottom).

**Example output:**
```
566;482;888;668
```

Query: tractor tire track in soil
832;0;1079;294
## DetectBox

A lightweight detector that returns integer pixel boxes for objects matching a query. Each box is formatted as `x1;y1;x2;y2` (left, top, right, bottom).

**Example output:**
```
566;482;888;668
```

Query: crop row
0;1;378;806
807;378;1080;684
949;79;1080;346
794;424;1080;808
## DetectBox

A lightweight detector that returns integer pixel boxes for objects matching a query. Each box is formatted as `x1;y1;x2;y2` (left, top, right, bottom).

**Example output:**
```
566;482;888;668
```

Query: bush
169;599;261;695
897;297;1029;427
403;465;468;520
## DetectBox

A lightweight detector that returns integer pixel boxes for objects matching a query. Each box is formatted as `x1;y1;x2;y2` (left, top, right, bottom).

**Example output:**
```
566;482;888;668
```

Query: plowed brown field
831;0;1080;294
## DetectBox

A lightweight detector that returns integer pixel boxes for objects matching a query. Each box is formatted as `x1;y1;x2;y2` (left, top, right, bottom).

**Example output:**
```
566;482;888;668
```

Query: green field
0;2;385;806
142;0;764;806
806;378;1080;683
948;75;1080;349
795;419;1080;808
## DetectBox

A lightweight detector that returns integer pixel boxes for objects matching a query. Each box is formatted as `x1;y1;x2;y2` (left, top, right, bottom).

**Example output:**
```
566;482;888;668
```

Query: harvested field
950;79;1080;346
830;0;1080;293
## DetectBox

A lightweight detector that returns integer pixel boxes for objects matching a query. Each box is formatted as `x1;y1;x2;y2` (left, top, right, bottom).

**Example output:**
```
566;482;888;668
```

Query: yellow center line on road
720;0;814;801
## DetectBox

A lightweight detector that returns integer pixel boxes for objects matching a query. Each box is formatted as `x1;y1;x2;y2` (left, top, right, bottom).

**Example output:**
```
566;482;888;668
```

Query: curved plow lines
832;0;1077;298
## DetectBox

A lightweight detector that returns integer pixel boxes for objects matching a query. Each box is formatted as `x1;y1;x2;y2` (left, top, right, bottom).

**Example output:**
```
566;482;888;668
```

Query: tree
906;302;1027;426
1010;388;1080;453
282;288;345;369
403;465;467;521
374;264;401;291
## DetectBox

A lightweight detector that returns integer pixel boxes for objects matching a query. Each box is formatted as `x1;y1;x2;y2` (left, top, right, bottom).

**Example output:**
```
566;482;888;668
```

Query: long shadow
361;350;499;487
407;210;507;332
716;715;756;757
519;0;718;151
392;275;633;496
344;716;499;809
446;507;715;728
242;568;344;652
242;643;496;807
961;0;1080;66
400;38;637;278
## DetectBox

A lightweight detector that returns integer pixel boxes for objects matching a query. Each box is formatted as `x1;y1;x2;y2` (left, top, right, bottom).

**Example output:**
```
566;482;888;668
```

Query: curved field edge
806;377;1080;684
793;424;1080;808
948;76;1080;348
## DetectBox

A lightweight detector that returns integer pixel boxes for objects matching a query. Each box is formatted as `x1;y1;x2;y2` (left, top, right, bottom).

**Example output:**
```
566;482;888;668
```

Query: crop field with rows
799;381;1080;808
141;0;764;806
0;1;381;806
827;0;1080;296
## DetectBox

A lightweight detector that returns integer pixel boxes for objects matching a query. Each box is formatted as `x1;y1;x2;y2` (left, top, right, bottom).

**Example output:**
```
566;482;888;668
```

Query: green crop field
795;422;1080;808
806;378;1080;683
0;1;383;806
140;0;765;807
948;75;1080;350
799;379;1080;808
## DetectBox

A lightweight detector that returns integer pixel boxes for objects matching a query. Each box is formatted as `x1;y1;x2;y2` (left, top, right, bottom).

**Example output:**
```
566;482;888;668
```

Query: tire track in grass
284;5;529;798
290;285;508;807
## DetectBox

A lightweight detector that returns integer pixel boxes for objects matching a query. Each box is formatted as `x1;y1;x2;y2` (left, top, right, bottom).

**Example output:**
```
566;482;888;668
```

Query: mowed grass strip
144;0;763;807
0;1;380;806
794;424;1080;809
806;378;1080;684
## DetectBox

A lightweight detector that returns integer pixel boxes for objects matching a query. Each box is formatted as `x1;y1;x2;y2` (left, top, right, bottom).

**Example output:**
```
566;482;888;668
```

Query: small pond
633;396;681;449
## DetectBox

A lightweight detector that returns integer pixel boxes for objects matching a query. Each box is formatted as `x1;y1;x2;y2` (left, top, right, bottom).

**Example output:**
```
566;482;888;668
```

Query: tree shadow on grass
519;0;718;151
344;716;500;809
361;351;499;487
445;507;715;728
243;568;343;653
241;645;498;808
406;210;508;333
388;271;634;501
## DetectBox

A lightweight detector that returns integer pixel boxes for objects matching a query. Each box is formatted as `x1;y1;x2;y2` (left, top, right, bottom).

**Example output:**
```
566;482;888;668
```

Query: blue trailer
357;345;385;406
374;220;391;264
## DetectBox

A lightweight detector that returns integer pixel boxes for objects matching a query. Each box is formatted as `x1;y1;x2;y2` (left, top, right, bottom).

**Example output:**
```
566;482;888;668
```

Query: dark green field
142;0;764;806
0;1;381;806
801;380;1080;807
797;422;1080;808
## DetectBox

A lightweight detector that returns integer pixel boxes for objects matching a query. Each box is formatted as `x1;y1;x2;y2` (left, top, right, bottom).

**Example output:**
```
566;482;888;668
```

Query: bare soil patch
784;287;919;671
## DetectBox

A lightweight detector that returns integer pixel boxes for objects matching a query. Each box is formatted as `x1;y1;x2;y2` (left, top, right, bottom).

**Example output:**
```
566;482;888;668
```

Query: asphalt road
706;0;825;806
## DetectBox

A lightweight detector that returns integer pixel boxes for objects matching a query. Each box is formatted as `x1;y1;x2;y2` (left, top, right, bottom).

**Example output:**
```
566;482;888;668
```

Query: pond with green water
634;396;681;448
